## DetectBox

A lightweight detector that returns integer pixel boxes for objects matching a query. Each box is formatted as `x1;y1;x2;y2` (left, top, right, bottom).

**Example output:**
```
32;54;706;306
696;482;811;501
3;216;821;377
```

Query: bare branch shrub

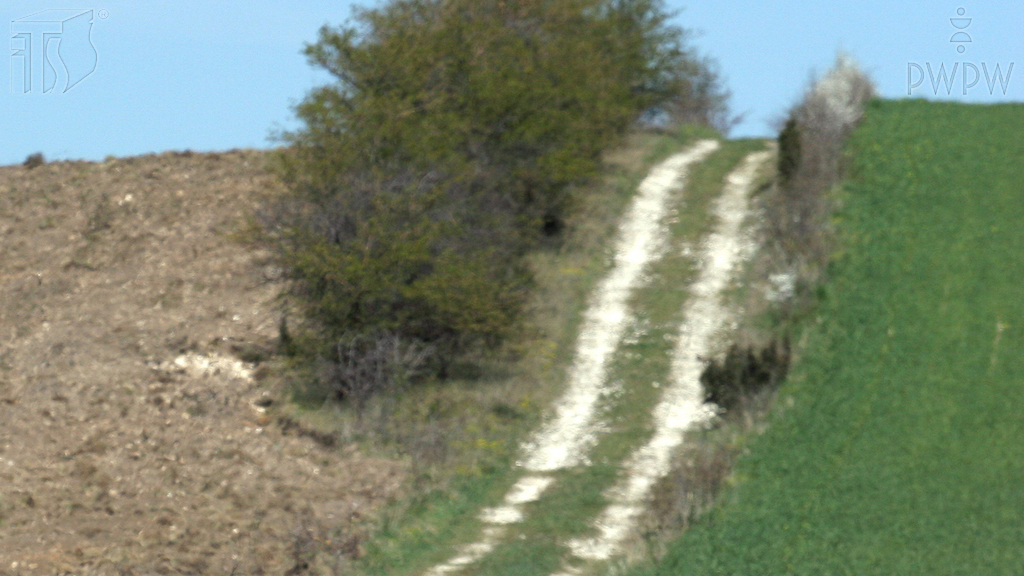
643;440;737;548
317;331;434;408
767;54;875;277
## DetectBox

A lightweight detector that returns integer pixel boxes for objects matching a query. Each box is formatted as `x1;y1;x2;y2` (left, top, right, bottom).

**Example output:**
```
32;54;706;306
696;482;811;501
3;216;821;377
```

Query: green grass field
630;100;1024;575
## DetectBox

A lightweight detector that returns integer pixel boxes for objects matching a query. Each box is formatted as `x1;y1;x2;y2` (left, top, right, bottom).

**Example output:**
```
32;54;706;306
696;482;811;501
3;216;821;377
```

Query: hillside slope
387;137;774;576
0;151;405;574
633;100;1024;575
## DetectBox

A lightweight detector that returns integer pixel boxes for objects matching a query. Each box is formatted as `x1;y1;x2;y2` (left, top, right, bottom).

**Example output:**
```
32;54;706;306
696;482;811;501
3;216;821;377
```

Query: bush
700;338;790;413
777;117;801;185
259;169;530;360
767;54;875;276
23;152;44;169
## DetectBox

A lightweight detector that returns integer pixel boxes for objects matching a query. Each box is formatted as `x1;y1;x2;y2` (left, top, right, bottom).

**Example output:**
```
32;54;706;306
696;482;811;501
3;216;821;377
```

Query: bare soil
0;151;405;575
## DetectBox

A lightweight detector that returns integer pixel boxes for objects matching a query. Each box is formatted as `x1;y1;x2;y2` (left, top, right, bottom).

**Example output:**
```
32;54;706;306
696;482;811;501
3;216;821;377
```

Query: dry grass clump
644;439;736;540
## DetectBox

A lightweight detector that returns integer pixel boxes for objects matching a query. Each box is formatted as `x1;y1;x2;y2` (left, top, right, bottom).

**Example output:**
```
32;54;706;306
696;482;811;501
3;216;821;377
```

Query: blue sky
1;1;1022;165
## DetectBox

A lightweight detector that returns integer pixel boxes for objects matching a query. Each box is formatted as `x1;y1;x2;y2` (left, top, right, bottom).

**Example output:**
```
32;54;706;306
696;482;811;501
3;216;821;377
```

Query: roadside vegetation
626;96;1024;574
619;55;875;567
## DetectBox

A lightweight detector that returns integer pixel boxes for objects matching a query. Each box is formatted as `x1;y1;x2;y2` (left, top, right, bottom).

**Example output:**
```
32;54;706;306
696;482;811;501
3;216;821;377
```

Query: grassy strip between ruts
293;125;721;576
467;139;771;576
623;99;1024;576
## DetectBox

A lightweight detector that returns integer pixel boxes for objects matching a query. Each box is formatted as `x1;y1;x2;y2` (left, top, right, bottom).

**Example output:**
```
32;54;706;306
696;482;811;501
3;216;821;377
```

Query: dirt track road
425;139;747;576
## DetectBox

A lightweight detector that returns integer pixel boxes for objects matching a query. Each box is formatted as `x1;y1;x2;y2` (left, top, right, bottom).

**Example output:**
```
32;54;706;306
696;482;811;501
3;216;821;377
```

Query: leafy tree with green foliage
280;0;728;231
260;0;729;399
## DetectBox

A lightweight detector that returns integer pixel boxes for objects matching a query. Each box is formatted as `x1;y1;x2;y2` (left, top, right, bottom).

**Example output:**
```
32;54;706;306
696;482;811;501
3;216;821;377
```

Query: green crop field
630;100;1024;575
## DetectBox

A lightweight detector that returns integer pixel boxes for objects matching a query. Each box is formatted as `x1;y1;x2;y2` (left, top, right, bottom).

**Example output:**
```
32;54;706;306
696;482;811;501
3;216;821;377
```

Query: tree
279;0;729;233
259;0;730;398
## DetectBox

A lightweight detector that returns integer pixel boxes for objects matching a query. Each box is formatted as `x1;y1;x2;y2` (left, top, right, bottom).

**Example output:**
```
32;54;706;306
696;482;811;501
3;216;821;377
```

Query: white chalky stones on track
424;139;720;576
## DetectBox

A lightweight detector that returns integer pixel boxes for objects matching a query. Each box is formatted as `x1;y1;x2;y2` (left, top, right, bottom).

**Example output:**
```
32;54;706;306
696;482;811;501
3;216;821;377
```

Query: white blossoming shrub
806;54;875;130
768;54;875;303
